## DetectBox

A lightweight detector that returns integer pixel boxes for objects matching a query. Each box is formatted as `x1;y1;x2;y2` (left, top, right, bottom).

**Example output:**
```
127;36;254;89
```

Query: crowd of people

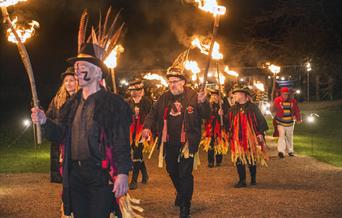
30;10;302;218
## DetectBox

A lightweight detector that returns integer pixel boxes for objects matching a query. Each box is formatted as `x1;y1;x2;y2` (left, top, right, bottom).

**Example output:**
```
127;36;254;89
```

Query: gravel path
1;137;341;217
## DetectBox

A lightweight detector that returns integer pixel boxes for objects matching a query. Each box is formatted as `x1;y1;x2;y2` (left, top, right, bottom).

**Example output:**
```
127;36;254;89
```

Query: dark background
1;0;341;123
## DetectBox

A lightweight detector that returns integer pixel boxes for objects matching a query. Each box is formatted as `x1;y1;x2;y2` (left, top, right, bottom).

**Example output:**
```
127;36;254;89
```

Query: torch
193;0;226;91
267;63;280;101
224;66;239;83
1;0;42;144
104;44;124;94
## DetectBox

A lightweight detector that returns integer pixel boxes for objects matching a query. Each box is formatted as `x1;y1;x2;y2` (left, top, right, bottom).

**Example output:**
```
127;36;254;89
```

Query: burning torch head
67;43;109;78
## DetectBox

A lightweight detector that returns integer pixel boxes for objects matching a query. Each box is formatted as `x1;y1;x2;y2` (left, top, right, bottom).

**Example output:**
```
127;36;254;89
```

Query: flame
194;0;226;16
143;73;168;87
254;81;265;92
224;66;238;77
191;37;223;60
268;64;280;74
0;0;27;7
7;17;39;44
219;75;225;85
184;60;200;74
104;44;124;69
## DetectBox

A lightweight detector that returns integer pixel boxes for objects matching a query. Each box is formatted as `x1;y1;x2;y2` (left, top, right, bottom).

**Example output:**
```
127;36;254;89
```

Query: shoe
278;152;284;158
180;206;191;218
129;181;137;190
250;178;256;186
288;152;295;157
175;193;181;207
234;181;247;188
208;163;214;168
216;162;221;167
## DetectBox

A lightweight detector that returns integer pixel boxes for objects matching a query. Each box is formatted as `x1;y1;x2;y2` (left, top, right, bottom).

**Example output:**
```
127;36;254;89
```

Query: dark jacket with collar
144;86;210;154
42;88;132;215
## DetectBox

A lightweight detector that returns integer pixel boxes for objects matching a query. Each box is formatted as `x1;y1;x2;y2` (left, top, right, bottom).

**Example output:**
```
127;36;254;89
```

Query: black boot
129;162;140;190
249;165;257;185
180;205;191;218
140;161;149;184
234;163;247;188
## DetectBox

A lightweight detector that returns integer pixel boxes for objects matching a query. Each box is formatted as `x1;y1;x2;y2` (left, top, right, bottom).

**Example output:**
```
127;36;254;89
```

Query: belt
71;159;109;169
71;159;101;168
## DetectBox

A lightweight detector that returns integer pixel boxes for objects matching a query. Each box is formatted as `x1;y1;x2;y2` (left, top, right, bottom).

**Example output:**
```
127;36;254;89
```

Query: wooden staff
200;15;221;91
216;61;224;127
1;6;42;144
110;68;117;94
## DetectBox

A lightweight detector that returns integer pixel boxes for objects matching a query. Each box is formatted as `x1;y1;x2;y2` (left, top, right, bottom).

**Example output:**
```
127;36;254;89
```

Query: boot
129;162;140;190
140;161;149;184
249;165;256;185
179;205;191;218
234;164;246;188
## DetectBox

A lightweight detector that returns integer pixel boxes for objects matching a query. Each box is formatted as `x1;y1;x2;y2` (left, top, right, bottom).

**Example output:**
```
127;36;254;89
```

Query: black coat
144;87;210;154
42;88;132;215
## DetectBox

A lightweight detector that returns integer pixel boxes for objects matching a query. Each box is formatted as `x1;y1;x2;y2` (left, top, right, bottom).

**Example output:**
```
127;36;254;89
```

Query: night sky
1;0;341;122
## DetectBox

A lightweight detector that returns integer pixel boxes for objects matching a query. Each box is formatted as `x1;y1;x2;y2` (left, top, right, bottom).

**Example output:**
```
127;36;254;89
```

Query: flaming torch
193;0;226;91
224;66;239;83
1;0;42;144
104;44;124;93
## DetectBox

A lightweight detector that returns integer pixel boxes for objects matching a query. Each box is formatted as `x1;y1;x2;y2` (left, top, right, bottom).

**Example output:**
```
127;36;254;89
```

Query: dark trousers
50;143;62;183
208;138;222;165
69;162;113;218
165;143;194;207
236;158;256;183
131;142;148;182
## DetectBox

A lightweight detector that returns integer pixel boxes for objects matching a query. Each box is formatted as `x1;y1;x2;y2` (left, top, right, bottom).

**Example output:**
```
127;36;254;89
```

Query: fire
268;64;280;74
0;0;27;7
254;81;265;92
104;44;124;69
219;75;225;85
184;60;200;74
194;0;226;16
224;66;239;77
191;37;223;60
7;17;39;44
143;73;168;87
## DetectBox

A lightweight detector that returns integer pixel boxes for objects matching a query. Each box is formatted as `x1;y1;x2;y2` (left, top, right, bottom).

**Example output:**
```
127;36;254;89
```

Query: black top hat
60;66;75;80
128;79;144;91
67;43;109;77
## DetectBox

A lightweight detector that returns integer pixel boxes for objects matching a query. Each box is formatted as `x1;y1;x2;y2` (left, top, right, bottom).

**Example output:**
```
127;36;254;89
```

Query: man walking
142;66;210;218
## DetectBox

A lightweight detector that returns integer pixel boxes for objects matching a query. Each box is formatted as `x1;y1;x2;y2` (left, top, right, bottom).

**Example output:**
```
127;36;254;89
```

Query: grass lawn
1;102;341;173
266;103;342;167
0;121;50;173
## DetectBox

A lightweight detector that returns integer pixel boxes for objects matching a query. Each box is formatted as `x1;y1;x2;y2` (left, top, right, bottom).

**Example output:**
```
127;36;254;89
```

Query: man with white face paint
142;67;210;218
31;43;132;218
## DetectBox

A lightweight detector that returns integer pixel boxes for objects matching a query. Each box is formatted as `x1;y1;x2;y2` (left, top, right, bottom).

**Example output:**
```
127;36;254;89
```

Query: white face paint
74;61;102;88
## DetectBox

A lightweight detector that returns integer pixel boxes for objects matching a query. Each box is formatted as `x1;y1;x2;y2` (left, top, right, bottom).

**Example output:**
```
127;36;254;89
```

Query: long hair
53;80;78;110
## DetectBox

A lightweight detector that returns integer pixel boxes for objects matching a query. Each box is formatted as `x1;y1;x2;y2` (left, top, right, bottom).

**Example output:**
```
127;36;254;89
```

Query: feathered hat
166;50;189;80
67;8;124;77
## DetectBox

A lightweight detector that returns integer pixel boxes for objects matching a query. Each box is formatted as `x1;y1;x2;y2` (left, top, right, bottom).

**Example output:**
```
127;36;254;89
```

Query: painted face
63;75;77;94
168;76;185;95
234;92;248;103
74;61;101;87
